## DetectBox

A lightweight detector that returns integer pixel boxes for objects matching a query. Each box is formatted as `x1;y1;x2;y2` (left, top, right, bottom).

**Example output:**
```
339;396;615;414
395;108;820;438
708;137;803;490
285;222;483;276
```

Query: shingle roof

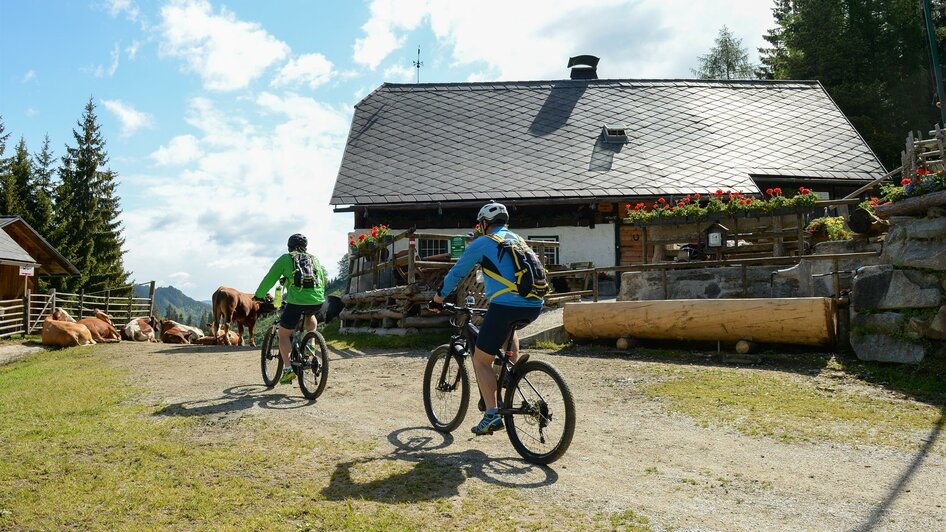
0;229;36;264
331;79;886;206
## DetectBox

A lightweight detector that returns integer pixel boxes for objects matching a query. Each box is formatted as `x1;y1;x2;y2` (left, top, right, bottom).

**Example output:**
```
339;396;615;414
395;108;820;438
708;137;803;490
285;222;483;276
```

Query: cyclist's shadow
321;426;558;503
153;384;314;419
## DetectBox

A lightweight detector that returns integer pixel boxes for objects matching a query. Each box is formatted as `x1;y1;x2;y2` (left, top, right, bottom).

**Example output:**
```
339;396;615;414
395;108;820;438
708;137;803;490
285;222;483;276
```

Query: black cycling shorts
475;303;542;357
279;303;323;330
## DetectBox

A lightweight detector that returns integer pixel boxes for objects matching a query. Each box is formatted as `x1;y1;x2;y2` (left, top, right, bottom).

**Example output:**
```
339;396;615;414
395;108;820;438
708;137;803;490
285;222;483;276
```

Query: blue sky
1;0;774;300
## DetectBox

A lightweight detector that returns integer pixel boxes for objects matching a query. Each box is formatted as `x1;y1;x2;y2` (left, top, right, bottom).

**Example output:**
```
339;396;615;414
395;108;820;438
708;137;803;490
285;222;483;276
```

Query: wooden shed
0;217;78;299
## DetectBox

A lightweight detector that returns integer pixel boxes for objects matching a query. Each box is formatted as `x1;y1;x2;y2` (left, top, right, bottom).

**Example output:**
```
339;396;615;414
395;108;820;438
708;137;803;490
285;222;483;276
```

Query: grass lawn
0;347;643;530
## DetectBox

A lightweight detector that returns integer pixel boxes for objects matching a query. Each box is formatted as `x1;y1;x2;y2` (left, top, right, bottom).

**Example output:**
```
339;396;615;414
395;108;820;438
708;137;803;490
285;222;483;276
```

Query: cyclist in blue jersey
433;201;544;435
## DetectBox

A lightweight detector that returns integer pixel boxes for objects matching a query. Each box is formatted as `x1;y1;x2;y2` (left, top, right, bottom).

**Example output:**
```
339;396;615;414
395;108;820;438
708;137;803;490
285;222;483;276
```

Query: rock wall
849;212;946;363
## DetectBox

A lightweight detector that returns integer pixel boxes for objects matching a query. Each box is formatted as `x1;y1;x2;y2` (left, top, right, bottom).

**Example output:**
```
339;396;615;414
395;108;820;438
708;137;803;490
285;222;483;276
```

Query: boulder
928;306;946;340
882;225;946;271
851;265;942;311
850;310;903;335
850;333;926;364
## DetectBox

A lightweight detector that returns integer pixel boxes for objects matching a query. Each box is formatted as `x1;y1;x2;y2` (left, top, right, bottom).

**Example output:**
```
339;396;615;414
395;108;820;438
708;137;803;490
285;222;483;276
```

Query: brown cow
160;320;193;344
192;323;242;345
78;309;122;343
41;309;95;347
122;316;159;342
211;286;276;347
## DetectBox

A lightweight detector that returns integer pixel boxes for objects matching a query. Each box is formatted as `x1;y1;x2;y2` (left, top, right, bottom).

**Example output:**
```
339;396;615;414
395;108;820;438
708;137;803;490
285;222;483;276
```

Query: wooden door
618;225;647;266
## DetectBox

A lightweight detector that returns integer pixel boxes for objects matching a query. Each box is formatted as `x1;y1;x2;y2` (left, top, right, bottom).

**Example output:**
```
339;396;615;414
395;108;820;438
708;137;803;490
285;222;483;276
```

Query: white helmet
476;201;509;223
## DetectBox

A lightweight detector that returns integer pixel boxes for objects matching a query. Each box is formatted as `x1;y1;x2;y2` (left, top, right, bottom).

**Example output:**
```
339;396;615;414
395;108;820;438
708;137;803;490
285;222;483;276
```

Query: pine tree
27;134;56;238
4;137;30;217
0;117;10;192
692;26;757;80
757;0;795;79
51;98;130;292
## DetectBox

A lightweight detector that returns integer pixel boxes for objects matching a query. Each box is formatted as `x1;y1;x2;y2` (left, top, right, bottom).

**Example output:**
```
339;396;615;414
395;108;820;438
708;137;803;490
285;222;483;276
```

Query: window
528;235;559;265
601;123;629;144
418;238;448;258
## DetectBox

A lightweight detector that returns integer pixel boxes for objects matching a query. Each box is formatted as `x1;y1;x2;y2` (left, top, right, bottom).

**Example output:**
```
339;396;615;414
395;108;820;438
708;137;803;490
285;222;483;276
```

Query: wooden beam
563;298;836;346
873;190;946;218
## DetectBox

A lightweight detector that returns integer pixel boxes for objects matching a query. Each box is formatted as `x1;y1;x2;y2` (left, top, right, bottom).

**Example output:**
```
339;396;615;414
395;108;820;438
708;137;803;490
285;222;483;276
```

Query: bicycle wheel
503;359;575;465
423;344;470;432
297;331;329;399
260;326;283;388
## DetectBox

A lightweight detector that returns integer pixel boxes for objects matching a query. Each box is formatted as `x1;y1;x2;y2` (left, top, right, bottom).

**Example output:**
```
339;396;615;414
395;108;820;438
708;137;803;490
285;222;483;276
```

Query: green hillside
134;285;212;326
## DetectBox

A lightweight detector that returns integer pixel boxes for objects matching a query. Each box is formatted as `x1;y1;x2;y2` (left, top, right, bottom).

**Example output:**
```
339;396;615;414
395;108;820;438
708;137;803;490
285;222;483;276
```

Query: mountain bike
422;302;575;464
260;307;328;399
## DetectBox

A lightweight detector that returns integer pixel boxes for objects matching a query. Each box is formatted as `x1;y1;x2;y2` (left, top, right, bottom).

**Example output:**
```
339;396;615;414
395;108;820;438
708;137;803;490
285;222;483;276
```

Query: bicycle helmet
287;233;308;251
476;201;509;223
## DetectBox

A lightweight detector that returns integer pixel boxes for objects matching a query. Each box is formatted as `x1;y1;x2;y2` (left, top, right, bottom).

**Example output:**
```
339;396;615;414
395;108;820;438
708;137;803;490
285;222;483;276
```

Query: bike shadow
153;384;314;418
321;426;558;503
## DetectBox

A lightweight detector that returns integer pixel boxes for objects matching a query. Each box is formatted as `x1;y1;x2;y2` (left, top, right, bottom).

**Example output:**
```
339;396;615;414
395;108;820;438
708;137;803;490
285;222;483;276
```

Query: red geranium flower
658;197;667;204
677;201;685;207
766;188;774;195
714;189;723;197
917;168;930;175
359;234;366;241
901;178;912;186
694;193;701;199
773;187;782;195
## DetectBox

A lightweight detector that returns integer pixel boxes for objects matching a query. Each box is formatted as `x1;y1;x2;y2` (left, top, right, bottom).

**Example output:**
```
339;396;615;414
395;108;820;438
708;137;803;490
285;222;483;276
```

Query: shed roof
0;217;79;276
331;79;886;206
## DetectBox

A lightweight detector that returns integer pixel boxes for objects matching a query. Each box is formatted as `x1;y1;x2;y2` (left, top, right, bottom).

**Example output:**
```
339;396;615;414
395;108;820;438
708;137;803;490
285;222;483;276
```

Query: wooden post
772;216;784;257
796;213;805;255
22;288;29;336
593;271;599;302
148;281;156;317
51;289;56;314
78;289;84;319
407;236;416;285
105;289;111;315
127;288;133;321
641;227;648;264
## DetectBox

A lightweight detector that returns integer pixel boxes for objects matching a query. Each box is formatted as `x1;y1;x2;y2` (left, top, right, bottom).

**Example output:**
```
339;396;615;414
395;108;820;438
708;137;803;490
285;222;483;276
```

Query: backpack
483;233;551;300
291;251;321;289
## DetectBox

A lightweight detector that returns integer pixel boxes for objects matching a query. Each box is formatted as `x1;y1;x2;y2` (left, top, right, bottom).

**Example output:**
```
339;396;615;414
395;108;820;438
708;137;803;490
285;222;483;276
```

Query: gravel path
90;341;946;531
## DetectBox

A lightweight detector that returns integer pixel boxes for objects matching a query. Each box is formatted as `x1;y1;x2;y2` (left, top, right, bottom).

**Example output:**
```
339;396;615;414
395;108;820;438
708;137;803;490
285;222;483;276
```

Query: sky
0;0;776;301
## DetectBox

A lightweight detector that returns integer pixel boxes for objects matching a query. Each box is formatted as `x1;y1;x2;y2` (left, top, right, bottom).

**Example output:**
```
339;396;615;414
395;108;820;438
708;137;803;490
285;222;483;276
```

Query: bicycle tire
503;359;575;465
423;344;470;432
297;331;329;399
260;326;283;388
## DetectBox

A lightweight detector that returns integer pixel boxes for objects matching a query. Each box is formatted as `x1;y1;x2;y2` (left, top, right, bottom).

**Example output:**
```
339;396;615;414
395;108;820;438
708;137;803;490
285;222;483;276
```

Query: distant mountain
134;285;212;324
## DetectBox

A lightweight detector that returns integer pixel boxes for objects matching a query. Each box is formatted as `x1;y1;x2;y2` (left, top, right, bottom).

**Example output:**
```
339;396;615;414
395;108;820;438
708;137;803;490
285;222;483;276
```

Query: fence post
51;289;56;314
78;289;84;318
148;281;156;317
105;289;111;315
127;286;133;321
592;270;599;302
22;288;29;336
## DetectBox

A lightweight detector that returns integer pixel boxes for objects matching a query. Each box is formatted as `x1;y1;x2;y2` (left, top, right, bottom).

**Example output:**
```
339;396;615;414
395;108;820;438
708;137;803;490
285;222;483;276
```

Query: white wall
359;223;617;268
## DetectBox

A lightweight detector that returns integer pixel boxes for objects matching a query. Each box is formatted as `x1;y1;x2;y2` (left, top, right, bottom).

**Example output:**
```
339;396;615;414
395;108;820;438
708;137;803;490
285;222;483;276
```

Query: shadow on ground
153;384;314;417
321;426;558;503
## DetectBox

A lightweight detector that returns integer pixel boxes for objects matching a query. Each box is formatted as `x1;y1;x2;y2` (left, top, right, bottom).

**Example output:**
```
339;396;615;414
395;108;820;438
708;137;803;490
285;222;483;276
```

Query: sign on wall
450;236;465;259
19;265;34;277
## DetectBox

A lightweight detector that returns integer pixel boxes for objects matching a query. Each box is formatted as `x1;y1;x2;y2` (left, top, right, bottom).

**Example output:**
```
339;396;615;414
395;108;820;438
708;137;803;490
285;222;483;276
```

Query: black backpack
483;233;551;300
291;251;320;289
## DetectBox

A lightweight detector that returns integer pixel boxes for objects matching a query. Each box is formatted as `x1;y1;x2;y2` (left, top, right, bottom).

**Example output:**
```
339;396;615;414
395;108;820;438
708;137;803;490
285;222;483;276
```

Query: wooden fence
0;281;155;338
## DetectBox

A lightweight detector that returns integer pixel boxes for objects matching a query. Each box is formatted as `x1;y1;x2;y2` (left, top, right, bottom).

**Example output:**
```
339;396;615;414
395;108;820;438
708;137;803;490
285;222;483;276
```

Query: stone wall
849;212;946;363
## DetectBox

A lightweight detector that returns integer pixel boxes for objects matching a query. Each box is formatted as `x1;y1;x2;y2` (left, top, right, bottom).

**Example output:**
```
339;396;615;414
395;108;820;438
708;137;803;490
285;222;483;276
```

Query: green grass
643;364;945;452
0;348;648;530
319;320;449;351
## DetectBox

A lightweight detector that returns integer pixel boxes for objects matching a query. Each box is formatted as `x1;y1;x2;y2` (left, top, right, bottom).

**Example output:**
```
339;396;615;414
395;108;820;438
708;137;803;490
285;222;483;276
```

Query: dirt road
105;341;944;531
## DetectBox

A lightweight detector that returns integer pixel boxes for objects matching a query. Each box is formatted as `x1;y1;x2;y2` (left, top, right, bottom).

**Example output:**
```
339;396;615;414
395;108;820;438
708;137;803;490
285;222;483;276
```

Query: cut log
339;308;405;320
735;339;757;354
563;298;837;346
341;285;416;304
873;190;946;219
847;207;889;235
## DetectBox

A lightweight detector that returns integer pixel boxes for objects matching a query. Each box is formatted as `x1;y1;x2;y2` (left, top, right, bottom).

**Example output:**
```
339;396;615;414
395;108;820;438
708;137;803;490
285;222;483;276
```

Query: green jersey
255;252;326;305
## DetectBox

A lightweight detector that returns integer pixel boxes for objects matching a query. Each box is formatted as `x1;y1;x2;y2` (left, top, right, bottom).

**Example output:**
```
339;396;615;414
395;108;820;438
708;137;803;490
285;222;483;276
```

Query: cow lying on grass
122;316;159;342
211;286;275;347
192;323;242;345
41;308;95;347
78;310;122;343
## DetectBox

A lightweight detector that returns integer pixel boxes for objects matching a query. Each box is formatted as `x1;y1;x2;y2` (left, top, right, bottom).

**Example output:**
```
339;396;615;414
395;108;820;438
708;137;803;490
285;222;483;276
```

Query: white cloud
120;95;353;299
126;40;141;60
102;99;154;136
383;63;415;83
26;108;39;117
354;0;774;80
105;0;139;21
21;70;35;83
271;53;335;90
353;0;429;69
150;134;202;166
158;0;290;91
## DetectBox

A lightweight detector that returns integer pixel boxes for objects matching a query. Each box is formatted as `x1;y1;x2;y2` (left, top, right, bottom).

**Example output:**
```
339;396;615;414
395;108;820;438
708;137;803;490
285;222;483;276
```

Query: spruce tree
52;98;130;292
0;117;10;192
757;0;794;79
28;134;56;238
692;26;757;80
3;137;30;217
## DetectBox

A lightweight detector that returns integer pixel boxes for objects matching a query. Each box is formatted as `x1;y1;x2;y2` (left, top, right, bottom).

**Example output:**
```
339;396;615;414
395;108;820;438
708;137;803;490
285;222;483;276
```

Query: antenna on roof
412;46;424;84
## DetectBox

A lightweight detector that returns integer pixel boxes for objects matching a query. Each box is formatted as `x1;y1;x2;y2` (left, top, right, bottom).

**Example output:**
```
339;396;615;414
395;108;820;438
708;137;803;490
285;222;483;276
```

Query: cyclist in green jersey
255;234;327;384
